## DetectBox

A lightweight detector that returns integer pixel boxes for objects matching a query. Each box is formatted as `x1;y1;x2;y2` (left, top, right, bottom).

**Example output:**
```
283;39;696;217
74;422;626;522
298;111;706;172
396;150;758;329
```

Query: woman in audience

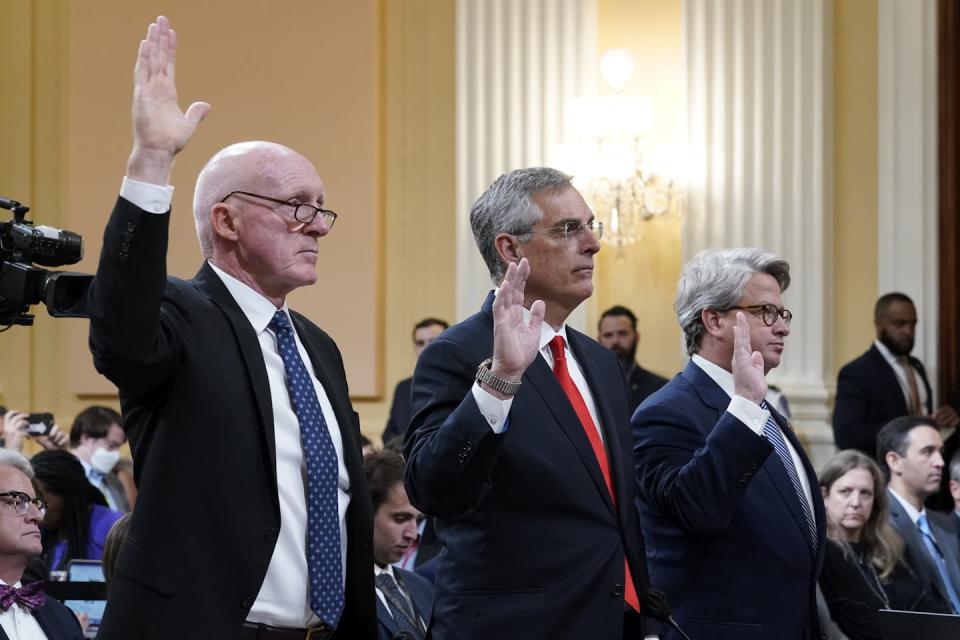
32;449;122;573
819;450;945;640
102;513;131;589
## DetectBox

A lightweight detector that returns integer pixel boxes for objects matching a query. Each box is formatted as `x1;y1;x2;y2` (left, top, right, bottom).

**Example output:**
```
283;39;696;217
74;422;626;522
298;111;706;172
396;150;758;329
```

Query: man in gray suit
879;415;960;614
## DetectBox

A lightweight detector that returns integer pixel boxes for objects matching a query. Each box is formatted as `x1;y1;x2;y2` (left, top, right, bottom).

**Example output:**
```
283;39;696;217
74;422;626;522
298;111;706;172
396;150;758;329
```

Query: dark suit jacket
625;363;669;415
633;360;826;640
404;292;651;639
382;378;412;445
87;198;375;639
0;596;85;640
833;344;933;456
376;568;433;640
887;490;960;613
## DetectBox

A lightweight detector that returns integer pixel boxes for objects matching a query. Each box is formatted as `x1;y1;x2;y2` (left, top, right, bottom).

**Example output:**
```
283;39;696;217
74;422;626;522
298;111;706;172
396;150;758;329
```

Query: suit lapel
376;596;401;636
193;263;278;498
869;346;910;415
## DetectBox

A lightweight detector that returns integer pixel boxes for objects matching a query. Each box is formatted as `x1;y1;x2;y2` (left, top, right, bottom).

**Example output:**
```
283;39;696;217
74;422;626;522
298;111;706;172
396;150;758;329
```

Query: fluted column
684;0;834;465
455;0;596;326
877;0;939;400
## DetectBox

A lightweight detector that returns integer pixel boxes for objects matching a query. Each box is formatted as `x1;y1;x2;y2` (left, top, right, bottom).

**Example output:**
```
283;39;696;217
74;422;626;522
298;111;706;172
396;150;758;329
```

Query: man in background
597;305;668;414
382;318;448;446
68;406;130;513
366;450;432;640
879;416;960;614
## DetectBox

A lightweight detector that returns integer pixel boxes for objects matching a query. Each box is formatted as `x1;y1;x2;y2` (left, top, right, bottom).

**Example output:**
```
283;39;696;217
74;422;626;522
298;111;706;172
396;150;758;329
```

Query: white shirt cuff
471;383;512;434
121;176;174;214
728;395;770;436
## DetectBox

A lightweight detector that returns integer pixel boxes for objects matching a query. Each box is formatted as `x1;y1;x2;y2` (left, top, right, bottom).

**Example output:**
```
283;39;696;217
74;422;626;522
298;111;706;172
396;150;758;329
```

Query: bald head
192;141;319;258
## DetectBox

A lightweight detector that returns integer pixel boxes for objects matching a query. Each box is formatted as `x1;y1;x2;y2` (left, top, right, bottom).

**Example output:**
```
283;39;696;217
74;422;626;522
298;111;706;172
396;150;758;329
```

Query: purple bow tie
0;581;45;611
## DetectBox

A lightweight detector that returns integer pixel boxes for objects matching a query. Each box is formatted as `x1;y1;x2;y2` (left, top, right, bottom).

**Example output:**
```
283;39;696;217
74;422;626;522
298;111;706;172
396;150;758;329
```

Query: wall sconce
558;49;683;247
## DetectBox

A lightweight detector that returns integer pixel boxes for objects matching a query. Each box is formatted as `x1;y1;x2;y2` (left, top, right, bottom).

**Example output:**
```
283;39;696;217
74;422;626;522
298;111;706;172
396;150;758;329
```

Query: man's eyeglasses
219;191;337;229
524;220;604;241
727;304;793;327
0;491;47;516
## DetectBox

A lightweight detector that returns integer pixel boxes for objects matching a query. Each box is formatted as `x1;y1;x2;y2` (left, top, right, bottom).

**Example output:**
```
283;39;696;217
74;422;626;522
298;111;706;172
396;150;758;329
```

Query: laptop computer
61;560;106;639
877;609;960;640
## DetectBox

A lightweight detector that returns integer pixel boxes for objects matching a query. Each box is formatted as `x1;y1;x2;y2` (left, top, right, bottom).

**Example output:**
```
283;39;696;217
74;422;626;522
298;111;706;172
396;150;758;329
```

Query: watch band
475;358;522;396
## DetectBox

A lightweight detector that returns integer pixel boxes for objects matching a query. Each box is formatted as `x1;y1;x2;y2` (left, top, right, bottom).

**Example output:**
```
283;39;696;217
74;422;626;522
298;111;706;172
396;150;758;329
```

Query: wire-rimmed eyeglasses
523;220;604;241
219;191;337;229
727;304;793;327
0;491;47;516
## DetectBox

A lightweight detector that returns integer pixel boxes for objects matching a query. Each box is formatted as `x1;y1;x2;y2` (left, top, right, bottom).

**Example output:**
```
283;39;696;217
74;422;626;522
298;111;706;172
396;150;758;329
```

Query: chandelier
558;49;682;247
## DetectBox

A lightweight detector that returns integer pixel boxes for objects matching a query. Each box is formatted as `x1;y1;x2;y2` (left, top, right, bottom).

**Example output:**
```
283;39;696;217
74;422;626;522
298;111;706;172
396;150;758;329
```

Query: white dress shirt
874;339;928;412
691;355;816;519
120;178;351;627
0;579;48;640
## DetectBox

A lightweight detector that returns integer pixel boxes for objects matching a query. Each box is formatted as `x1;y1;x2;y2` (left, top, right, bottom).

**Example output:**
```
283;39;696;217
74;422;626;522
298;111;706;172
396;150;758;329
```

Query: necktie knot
548;335;566;362
918;513;932;535
268;310;291;334
0;581;45;612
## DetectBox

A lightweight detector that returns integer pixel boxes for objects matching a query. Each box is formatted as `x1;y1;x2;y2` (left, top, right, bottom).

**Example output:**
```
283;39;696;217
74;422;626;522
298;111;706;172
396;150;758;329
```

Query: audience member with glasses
30;450;122;574
85;15;374;639
0;450;84;639
633;248;826;639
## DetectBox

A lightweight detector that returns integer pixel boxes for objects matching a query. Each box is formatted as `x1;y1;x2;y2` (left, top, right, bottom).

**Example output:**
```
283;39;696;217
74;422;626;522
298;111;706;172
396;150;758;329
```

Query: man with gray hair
633;248;825;639
0;450;84;638
405;167;655;638
86;16;373;639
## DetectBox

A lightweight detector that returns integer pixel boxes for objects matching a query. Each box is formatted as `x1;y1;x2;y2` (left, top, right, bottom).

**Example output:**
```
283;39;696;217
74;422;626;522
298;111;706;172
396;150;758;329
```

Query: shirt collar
374;563;397;579
691;354;736;398
209;262;288;334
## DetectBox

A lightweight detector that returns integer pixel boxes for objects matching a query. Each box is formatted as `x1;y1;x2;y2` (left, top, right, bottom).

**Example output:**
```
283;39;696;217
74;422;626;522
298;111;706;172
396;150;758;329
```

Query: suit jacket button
265;528;279;542
610;584;623;597
241;596;253;609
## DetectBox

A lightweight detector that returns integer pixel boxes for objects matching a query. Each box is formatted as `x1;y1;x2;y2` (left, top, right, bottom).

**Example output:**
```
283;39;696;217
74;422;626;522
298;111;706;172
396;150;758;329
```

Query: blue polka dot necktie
269;310;344;628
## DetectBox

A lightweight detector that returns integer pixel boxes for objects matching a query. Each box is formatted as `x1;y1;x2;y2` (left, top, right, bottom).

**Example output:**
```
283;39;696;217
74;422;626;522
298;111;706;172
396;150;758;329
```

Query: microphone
641;588;692;640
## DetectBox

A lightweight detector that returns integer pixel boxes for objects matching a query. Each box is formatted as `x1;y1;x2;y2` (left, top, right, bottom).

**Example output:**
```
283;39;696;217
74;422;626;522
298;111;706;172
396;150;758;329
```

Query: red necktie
548;335;640;612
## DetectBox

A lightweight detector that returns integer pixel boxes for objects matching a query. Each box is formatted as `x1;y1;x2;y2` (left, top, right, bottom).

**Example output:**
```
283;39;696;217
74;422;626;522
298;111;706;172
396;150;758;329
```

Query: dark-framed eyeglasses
0;491;47;516
219;191;338;229
524;220;604;241
727;304;793;327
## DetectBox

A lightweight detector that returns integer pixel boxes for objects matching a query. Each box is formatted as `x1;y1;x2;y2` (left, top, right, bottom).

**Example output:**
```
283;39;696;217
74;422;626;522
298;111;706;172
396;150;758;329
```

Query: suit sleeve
633;400;772;536
832;365;885;454
403;337;507;520
87;197;186;398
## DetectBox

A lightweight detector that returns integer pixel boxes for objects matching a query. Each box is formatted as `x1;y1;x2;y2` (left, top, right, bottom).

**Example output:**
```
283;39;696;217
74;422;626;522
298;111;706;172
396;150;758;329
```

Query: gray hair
0;450;34;480
675;248;791;355
951;450;960;484
470;167;573;284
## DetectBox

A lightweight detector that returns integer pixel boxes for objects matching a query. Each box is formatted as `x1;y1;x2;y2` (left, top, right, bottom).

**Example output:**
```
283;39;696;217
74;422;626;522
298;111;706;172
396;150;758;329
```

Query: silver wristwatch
475;358;522;396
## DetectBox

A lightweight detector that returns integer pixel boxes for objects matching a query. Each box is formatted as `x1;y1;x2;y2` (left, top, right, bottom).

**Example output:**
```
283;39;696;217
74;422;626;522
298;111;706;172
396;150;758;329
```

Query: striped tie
761;401;817;549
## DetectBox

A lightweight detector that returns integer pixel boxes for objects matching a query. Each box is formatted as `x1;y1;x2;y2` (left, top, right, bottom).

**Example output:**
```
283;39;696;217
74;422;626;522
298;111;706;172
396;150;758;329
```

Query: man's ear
210;203;240;243
885;451;902;476
493;232;523;272
701;308;724;339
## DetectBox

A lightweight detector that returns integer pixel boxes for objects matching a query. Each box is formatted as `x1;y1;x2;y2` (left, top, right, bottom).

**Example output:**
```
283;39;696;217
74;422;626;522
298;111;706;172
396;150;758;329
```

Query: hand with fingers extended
128;15;211;185
486;259;545;398
1;411;28;452
731;311;767;404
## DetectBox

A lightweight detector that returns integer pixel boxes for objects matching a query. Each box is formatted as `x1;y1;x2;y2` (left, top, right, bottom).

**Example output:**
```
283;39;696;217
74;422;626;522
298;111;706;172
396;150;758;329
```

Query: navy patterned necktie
760;401;817;550
269;310;344;628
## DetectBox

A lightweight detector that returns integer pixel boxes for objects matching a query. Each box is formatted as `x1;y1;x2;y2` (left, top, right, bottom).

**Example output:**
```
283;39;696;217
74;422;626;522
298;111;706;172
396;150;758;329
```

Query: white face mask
90;447;120;474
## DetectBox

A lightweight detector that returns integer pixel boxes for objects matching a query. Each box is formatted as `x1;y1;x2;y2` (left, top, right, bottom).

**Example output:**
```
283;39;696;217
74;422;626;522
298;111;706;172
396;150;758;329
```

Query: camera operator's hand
36;423;69;451
127;16;210;186
1;411;27;452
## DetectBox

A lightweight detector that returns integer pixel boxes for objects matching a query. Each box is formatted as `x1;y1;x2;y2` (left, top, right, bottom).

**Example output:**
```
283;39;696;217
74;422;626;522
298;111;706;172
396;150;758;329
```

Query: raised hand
489;259;545;390
128;16;211;185
731;311;767;404
933;405;960;431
